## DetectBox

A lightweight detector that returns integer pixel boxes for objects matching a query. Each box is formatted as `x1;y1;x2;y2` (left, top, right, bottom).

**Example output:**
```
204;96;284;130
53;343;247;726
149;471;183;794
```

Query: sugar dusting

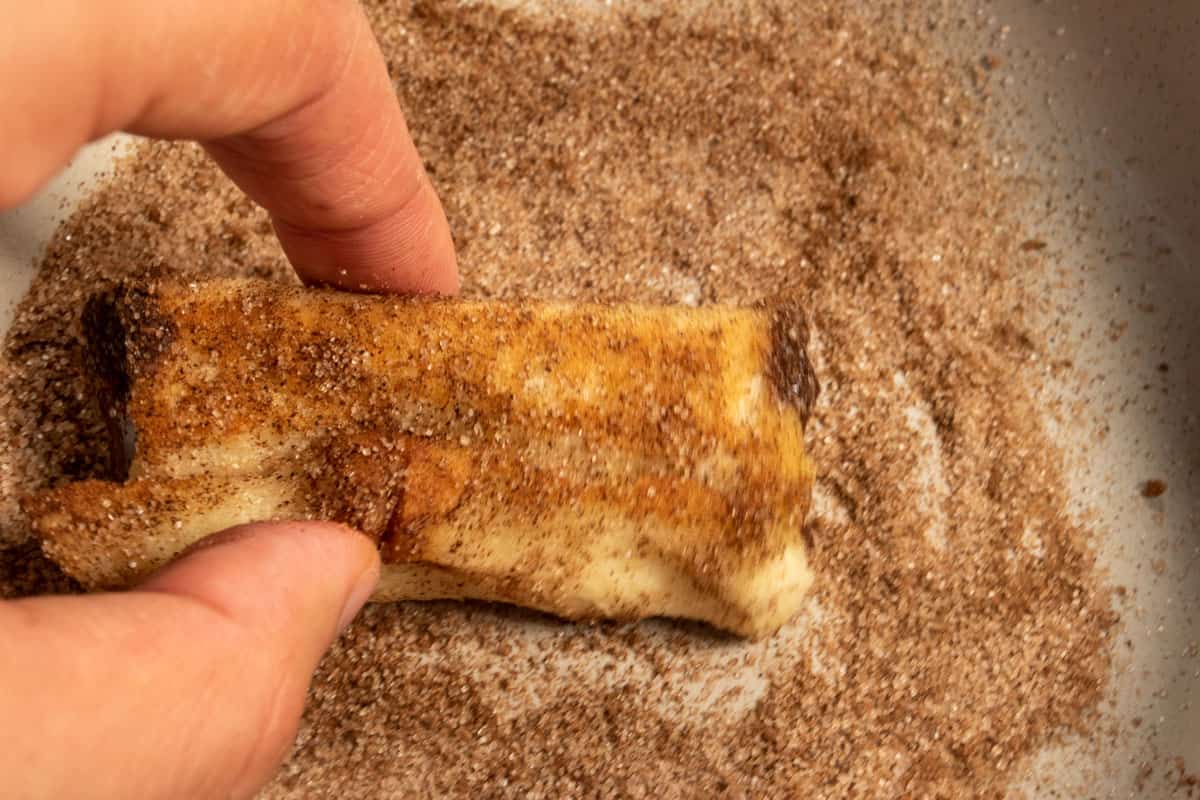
0;1;1117;796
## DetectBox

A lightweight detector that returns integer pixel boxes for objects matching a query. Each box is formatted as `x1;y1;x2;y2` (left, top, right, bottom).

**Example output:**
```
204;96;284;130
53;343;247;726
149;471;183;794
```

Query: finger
0;521;380;800
0;0;457;294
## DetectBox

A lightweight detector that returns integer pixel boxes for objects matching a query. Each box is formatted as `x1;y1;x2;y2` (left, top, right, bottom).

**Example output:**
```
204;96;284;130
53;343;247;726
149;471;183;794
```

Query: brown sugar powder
0;1;1117;796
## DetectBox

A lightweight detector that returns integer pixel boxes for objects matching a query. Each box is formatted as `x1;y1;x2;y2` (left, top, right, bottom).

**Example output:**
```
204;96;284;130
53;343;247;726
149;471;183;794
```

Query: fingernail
336;565;378;635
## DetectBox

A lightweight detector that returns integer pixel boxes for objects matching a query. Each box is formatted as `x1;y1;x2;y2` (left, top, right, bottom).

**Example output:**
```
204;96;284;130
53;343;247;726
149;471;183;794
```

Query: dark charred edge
765;302;820;425
80;283;174;480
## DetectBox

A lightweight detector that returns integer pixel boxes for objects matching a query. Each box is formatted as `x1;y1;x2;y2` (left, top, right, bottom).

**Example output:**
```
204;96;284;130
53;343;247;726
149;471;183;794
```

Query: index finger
0;0;458;294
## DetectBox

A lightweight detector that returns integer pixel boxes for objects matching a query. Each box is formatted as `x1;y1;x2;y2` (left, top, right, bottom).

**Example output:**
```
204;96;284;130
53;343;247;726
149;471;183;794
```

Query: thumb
0;521;380;800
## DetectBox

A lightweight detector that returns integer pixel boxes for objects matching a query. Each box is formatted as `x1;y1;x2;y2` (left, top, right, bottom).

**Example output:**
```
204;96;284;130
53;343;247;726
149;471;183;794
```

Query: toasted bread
25;279;818;637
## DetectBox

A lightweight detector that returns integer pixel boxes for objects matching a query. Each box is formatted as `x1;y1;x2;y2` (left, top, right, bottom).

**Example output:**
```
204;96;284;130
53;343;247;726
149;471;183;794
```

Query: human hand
0;0;458;293
1;523;379;799
0;2;456;797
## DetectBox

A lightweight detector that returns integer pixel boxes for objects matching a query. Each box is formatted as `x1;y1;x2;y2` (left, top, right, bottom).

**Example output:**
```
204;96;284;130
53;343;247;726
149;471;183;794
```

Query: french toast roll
26;279;819;637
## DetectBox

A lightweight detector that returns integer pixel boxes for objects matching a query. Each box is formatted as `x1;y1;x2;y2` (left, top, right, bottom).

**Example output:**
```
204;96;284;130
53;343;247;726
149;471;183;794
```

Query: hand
1;523;379;799
0;0;458;294
0;1;457;797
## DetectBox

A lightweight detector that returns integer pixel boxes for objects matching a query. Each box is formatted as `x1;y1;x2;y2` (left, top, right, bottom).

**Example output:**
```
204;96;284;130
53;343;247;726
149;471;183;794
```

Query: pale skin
0;1;458;797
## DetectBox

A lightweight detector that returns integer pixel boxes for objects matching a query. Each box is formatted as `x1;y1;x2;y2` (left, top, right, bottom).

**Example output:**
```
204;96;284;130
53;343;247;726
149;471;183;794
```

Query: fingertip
132;521;381;792
335;550;379;636
150;518;380;577
274;183;460;296
141;520;380;651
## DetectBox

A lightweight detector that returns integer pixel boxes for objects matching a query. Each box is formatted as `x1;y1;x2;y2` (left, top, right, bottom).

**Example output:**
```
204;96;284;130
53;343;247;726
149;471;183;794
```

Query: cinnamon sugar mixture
0;1;1116;796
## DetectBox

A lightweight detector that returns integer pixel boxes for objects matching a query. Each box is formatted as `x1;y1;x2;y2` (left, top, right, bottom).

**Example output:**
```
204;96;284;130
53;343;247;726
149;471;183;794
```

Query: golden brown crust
27;278;819;637
90;281;794;471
